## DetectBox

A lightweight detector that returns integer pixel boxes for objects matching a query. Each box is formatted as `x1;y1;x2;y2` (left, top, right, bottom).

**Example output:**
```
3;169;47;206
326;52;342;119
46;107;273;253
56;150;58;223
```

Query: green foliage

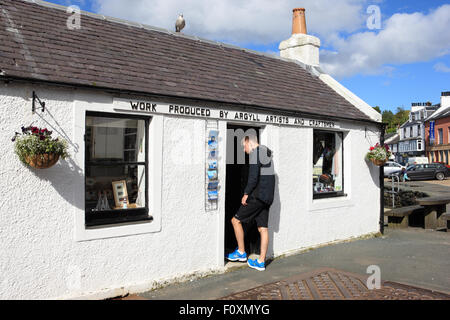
386;127;397;134
378;107;410;133
12;126;69;166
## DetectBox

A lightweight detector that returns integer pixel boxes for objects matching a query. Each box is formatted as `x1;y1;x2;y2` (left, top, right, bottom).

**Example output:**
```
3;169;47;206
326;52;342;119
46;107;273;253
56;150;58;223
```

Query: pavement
121;228;449;300
120;178;450;300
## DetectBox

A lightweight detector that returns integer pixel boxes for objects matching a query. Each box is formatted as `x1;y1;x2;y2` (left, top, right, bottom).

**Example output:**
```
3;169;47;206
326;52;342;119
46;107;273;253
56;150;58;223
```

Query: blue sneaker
226;248;247;262
247;259;265;271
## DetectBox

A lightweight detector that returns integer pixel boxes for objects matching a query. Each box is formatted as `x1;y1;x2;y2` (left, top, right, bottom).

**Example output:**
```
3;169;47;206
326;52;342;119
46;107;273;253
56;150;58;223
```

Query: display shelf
205;120;219;211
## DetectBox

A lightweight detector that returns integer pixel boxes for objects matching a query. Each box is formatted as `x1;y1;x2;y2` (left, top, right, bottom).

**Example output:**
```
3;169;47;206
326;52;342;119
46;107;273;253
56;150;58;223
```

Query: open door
225;124;261;256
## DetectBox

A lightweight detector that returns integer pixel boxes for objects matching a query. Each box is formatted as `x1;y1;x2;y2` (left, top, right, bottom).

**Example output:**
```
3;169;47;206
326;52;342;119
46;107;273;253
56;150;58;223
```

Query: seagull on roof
175;14;185;32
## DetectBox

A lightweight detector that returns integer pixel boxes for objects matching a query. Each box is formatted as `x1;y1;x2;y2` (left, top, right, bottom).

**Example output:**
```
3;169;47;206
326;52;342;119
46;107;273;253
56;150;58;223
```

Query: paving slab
134;228;450;300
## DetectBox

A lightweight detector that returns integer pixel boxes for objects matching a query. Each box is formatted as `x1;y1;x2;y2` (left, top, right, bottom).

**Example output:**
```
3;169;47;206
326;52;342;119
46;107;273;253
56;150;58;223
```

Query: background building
397;102;439;164
425;92;450;164
385;132;400;162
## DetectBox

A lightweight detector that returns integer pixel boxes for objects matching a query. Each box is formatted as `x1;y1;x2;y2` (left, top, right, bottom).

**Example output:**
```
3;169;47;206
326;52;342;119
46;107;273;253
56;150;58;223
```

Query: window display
85;112;149;226
313;130;343;198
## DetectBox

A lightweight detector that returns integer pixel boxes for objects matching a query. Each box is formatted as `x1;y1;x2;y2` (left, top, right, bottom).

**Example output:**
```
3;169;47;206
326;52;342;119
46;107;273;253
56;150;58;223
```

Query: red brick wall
424;115;450;164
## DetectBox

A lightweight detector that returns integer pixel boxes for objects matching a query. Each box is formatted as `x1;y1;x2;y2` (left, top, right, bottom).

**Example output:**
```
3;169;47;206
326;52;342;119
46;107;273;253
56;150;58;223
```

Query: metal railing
386;174;400;208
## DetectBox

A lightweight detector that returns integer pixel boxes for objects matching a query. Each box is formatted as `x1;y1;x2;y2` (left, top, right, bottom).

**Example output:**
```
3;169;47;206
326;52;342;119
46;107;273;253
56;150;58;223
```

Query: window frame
312;129;346;200
438;128;443;144
84;111;151;228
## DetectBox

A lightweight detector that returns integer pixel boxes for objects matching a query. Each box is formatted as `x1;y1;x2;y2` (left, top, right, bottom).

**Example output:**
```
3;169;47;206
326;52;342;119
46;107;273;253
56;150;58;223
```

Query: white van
406;157;429;166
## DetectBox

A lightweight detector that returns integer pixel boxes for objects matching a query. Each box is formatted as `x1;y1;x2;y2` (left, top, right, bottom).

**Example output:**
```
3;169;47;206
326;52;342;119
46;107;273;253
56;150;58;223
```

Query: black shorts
234;196;270;228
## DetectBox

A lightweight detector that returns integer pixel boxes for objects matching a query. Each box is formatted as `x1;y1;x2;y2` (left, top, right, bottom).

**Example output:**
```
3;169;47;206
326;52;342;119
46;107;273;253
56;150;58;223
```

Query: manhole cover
218;268;450;300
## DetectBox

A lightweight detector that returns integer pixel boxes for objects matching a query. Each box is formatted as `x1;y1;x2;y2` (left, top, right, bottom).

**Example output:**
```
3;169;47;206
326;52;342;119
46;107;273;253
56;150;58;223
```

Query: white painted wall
442;95;450;109
0;82;381;299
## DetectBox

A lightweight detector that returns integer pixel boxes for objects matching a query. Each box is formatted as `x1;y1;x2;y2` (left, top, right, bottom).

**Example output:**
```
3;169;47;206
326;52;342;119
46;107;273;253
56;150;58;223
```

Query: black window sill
313;192;347;200
85;207;152;228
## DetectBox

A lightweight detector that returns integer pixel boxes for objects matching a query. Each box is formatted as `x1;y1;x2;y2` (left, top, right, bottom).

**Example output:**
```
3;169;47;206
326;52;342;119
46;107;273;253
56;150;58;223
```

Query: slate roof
0;0;373;122
400;120;422;128
426;106;450;121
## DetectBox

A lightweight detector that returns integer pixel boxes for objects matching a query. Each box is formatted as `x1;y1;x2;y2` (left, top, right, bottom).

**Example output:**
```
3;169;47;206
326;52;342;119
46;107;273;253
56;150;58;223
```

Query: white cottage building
0;1;384;299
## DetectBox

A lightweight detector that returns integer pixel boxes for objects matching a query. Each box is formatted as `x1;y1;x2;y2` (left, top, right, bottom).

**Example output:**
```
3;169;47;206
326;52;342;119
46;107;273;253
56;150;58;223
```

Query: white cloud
93;1;450;79
434;62;450;73
320;5;450;78
94;0;368;45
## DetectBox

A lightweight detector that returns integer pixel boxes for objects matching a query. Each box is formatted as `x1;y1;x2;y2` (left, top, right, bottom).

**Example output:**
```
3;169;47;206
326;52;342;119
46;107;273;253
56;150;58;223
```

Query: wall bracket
32;91;45;114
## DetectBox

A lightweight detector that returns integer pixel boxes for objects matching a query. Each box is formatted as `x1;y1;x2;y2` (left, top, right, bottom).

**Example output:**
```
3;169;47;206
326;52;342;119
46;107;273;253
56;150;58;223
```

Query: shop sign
113;99;340;129
429;121;435;141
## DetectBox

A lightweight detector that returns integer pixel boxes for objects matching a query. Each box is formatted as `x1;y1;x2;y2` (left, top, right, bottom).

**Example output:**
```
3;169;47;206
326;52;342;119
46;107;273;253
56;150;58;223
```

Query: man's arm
244;150;259;196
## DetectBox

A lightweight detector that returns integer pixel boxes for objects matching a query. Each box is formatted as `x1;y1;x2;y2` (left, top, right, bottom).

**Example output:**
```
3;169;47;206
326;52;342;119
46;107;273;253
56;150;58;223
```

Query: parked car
434;161;450;170
393;163;450;181
406;156;429;166
384;161;406;177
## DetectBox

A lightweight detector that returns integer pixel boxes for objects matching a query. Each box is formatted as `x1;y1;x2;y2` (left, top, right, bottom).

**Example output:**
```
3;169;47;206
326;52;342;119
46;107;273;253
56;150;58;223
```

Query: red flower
370;147;375;151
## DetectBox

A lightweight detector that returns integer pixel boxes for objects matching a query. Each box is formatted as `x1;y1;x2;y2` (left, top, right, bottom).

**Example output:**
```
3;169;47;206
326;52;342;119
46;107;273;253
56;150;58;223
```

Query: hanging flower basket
12;126;69;169
366;143;391;167
370;157;388;166
24;153;61;169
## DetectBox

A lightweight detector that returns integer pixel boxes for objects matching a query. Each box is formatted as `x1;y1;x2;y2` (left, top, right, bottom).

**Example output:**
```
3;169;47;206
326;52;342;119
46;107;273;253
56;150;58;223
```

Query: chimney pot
279;7;320;66
292;8;307;35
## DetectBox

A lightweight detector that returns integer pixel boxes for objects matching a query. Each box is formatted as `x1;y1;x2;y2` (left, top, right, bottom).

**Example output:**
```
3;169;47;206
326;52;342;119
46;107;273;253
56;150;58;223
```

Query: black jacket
244;145;275;205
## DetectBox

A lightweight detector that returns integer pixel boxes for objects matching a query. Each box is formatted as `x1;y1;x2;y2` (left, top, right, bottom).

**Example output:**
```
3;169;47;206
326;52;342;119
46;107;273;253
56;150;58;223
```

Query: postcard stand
205;120;219;211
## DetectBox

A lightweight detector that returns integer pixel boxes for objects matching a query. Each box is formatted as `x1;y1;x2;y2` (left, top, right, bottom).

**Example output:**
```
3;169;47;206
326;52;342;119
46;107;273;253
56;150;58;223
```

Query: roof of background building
0;0;373;122
385;133;400;145
427;106;450;121
384;132;400;144
400;120;422;128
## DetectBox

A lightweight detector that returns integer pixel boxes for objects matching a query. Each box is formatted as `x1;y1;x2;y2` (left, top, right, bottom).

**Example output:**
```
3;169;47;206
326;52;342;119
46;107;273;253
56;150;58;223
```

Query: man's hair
241;134;258;147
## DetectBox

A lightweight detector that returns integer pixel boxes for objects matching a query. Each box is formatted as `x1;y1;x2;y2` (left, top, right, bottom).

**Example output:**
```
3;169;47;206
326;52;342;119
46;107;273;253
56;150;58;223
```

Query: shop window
84;112;151;227
313;130;344;199
438;128;443;144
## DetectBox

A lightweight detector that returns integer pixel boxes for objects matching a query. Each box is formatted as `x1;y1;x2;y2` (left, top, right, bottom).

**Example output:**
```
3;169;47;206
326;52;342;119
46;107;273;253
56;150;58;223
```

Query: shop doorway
225;124;262;257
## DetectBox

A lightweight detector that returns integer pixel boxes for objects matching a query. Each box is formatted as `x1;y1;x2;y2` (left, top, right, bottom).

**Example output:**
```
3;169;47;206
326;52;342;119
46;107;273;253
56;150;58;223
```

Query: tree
377;107;410;134
393;107;409;128
373;106;381;113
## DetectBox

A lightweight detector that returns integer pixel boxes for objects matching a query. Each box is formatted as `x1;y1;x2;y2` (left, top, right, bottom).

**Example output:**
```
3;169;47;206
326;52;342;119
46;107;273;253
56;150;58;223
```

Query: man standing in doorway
226;134;275;271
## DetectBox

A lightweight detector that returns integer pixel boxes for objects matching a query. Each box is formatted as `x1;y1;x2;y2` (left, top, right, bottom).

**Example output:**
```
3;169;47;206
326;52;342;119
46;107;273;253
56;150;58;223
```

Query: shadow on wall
366;158;381;189
267;173;281;264
33;157;84;210
27;107;83;210
35;108;79;154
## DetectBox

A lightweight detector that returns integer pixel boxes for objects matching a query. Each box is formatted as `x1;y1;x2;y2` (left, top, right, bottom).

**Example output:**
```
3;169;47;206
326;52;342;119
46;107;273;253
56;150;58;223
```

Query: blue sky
48;0;450;114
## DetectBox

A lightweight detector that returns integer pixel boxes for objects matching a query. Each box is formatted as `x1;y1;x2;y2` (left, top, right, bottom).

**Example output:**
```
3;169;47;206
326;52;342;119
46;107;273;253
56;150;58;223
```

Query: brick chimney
442;91;450;108
279;8;320;66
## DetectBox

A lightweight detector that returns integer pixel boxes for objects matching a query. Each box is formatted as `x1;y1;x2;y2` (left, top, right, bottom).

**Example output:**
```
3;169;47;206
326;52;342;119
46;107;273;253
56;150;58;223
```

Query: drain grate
218;268;450;300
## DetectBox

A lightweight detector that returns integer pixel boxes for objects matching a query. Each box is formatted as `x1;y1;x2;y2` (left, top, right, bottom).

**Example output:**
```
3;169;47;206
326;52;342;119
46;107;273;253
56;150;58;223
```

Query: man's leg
257;227;269;263
231;217;245;253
